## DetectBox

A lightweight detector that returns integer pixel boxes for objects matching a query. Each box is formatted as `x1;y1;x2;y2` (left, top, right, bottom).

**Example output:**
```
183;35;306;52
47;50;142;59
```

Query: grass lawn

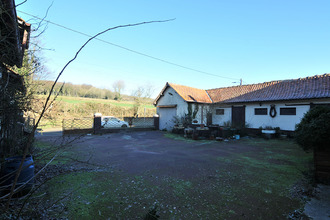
26;134;312;219
34;95;156;130
36;95;155;108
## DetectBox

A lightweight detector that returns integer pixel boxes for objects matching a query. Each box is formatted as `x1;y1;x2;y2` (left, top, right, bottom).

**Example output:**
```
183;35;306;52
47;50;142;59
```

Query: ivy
184;103;199;124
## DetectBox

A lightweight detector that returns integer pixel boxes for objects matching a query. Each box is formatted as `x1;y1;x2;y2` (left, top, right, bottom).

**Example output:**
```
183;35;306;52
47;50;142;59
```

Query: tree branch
5;18;174;210
33;1;53;33
15;0;28;7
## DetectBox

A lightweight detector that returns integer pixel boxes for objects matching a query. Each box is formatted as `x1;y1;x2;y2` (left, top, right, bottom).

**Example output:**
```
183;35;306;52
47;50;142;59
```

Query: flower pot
262;130;276;139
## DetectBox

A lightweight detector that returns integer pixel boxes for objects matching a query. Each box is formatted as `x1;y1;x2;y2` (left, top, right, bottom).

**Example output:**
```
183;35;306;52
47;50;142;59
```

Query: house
153;83;212;131
0;0;31;156
0;0;30;67
154;74;330;132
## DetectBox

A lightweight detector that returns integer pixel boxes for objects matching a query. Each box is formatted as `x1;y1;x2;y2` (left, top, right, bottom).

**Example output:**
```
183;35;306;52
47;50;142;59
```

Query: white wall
158;87;330;131
210;101;330;131
156;87;188;130
212;106;232;126
245;103;310;131
156;87;212;129
157;87;188;116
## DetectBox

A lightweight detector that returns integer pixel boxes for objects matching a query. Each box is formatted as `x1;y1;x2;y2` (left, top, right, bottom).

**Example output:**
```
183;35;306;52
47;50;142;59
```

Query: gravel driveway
35;130;314;219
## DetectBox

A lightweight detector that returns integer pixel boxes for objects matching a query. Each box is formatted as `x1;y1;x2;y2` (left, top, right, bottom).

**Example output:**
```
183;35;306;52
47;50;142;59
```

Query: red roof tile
207;74;330;103
154;74;330;106
153;83;212;105
169;83;213;103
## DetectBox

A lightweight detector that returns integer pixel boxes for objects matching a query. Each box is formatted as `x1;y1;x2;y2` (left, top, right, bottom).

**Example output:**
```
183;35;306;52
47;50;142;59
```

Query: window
216;109;224;115
255;108;267;115
280;107;296;115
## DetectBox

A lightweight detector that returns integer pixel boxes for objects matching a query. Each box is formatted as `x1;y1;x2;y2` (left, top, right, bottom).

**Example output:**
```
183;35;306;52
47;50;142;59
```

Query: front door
232;106;245;128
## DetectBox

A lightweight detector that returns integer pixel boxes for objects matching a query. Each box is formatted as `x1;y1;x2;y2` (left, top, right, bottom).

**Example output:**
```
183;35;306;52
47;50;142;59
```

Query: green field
33;95;156;129
36;95;155;109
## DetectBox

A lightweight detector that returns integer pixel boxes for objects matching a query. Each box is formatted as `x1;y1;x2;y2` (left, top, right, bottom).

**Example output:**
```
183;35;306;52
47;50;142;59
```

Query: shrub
295;106;330;151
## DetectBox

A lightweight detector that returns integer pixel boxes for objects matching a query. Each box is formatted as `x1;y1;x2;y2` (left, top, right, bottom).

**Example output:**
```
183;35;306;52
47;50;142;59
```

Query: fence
62;115;159;135
123;117;155;128
62;118;94;135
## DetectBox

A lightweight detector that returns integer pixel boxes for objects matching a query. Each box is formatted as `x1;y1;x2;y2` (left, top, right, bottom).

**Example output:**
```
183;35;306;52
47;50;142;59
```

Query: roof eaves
170;83;213;103
205;90;214;103
168;83;191;103
153;82;170;106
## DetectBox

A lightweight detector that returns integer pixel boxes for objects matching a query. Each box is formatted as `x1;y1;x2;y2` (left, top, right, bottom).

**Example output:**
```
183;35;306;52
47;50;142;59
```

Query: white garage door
158;107;177;131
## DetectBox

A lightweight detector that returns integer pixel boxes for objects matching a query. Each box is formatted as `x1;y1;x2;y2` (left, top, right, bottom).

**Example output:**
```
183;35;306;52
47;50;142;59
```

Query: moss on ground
32;137;312;219
164;132;214;144
33;140;77;165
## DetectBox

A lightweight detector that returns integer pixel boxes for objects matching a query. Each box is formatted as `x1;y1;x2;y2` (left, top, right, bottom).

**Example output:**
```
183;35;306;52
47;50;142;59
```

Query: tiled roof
169;83;213;103
207;74;330;103
154;74;330;106
153;83;212;105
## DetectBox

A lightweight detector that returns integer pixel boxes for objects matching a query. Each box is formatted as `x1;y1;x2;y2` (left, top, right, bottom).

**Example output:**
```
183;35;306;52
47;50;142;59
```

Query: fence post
153;114;159;130
94;113;102;134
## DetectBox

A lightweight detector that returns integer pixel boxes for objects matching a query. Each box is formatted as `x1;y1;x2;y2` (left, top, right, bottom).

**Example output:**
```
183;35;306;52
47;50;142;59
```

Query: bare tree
4;18;174;210
112;80;125;101
132;83;154;117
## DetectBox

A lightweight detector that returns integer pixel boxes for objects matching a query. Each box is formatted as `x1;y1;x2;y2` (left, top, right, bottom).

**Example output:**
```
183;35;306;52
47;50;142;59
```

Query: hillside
34;80;154;102
51;95;155;108
29;95;156;129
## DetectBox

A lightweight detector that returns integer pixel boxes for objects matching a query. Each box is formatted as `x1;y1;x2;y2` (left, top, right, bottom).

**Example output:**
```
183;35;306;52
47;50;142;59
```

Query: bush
295;106;330;151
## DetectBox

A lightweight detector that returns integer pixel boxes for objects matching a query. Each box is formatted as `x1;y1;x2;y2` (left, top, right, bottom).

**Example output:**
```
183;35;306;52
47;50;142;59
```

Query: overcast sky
18;0;330;98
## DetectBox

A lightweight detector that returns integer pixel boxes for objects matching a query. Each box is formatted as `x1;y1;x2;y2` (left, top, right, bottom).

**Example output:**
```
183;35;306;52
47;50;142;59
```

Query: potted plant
221;121;232;138
261;126;280;138
171;116;185;135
